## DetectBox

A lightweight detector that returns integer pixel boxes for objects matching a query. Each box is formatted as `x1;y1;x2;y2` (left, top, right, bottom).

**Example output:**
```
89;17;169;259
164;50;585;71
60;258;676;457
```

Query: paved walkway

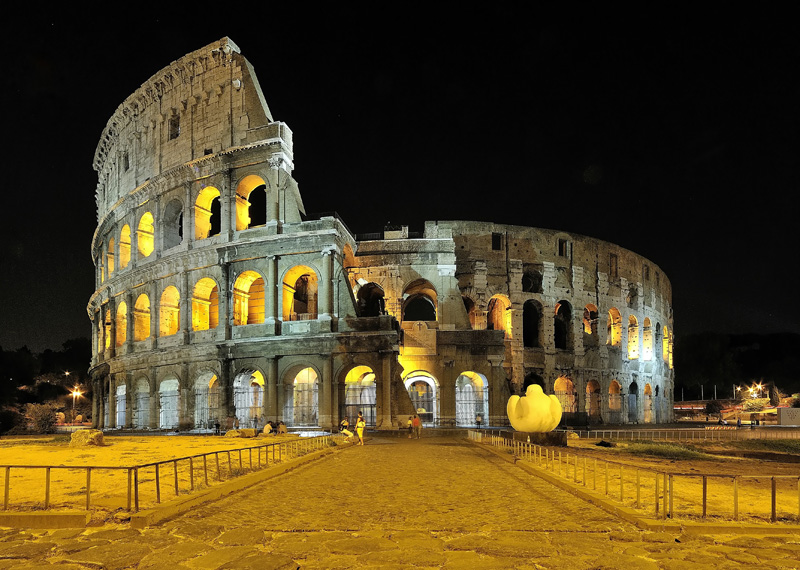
2;435;800;569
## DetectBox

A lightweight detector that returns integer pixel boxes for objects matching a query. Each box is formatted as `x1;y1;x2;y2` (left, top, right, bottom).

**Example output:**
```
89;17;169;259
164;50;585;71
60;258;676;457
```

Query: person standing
407;416;413;438
356;414;366;445
412;414;422;439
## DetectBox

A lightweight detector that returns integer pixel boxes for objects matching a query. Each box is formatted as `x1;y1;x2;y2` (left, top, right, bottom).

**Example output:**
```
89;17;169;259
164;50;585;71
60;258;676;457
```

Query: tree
24;402;58;434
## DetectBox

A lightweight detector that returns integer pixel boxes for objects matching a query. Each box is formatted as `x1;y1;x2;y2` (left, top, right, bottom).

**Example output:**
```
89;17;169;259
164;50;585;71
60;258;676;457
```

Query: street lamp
71;386;81;425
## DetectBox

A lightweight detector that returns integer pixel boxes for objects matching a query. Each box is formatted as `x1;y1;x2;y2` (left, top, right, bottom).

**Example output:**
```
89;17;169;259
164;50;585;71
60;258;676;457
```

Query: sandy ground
0;433;303;518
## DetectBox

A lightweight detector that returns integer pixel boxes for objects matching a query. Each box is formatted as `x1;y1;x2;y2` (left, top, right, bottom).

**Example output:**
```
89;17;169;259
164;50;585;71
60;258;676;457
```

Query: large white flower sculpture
507;384;562;432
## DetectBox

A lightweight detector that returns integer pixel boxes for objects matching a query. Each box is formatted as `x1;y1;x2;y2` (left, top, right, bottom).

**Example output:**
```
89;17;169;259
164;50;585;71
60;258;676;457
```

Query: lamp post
71;386;81;426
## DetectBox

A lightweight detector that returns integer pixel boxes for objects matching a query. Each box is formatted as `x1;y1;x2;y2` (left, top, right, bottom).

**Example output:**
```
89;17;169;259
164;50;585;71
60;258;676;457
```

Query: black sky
1;8;799;354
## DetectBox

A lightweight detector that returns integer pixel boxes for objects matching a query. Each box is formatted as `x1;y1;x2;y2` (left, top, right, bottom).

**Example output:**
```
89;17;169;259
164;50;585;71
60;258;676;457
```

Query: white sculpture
507;384;563;432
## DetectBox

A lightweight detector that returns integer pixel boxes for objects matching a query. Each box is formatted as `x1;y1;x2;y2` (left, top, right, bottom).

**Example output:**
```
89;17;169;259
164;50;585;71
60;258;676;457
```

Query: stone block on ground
69;429;104;447
224;429;257;438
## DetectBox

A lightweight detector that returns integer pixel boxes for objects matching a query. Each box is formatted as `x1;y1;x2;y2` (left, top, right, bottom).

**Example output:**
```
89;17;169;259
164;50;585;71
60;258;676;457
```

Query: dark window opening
523;301;541;348
492;232;503;251
522;270;543;293
558;239;571;257
204;148;213;156
209;197;221;237
609;253;618;279
168;116;180;140
247;185;267;227
404;296;436;321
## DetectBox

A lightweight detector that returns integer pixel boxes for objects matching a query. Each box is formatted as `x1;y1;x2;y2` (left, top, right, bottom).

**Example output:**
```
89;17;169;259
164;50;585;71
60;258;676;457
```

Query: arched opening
107;238;115;277
554;376;576;413
523;372;545;392
405;372;438;426
133;377;150;428
554;301;572;349
285;367;319;427
455;371;488;427
583;304;599;347
462;296;480;330
523;300;542;348
356;282;385;317
283;266;318;321
137;212;154;259
235;175;268;230
608;380;622;423
115;383;126;427
402;279;437;322
194;373;221;430
607;308;622;347
115;302;127;346
586;380;601;420
133;294;150;341
159;377;180;429
644;383;653;423
233;270;265;325
234;370;265;429
642;318;653;361
662;326;670;363
487;295;512;338
195;186;221;239
628;382;639;423
343;366;376;426
628;315;640;360
162;199;184;250
103;309;112;351
119;225;131;269
192;277;219;331
159;286;180;337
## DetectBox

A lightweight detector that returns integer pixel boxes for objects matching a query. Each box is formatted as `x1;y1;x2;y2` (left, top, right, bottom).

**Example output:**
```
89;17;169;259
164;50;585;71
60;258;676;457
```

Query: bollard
85;467;92;510
203;455;209;487
173;460;179;496
216;453;221;480
155;463;161;503
127;468;132;511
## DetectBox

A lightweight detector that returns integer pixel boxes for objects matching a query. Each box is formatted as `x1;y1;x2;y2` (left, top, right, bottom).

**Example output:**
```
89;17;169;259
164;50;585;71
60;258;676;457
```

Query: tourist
278;421;287;434
356;415;366;445
407;416;413;438
340;416;353;442
412;414;422;439
264;421;273;435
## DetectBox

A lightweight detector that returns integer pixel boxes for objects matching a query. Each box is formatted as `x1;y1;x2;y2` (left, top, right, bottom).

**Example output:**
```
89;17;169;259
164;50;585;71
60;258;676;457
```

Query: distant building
88;38;674;431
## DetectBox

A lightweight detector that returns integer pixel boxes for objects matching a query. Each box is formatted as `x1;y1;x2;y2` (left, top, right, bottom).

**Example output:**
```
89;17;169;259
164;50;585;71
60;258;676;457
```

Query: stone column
150;281;159;347
377;351;393;429
107;299;116;359
265;356;279;421
125;291;134;352
149;370;159;429
180;270;190;343
107;375;117;428
220;263;231;341
439;361;456;428
319;355;333;429
91;376;100;429
265;255;279;334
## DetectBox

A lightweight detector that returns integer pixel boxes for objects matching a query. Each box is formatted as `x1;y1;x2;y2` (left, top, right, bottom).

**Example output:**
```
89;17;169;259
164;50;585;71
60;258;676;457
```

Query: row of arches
101;266;320;349
99;175;273;283
106;366;490;430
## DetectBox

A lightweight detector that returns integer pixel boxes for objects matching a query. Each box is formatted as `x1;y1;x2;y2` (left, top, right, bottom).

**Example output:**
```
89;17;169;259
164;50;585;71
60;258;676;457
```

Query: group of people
263;420;288;435
339;413;366;445
407;415;422;439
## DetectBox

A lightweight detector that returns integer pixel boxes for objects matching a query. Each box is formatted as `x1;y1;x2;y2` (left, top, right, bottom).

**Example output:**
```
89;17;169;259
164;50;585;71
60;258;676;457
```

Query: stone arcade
88;38;674;432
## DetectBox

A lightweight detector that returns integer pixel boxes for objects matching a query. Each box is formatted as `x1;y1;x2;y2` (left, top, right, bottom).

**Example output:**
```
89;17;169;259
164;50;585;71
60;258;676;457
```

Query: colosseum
87;37;674;432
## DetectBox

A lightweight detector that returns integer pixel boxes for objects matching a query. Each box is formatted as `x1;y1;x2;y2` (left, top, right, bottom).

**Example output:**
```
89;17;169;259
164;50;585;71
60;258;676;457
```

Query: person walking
356;414;366;445
412;414;422;439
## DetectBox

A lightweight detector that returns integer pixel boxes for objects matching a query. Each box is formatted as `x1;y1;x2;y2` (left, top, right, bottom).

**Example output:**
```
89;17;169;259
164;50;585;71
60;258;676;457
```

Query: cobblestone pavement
2;435;800;569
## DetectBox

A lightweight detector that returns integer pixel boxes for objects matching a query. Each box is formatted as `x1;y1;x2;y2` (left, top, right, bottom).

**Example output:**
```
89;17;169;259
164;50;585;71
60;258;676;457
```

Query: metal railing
470;431;800;524
2;434;339;513
573;427;800;442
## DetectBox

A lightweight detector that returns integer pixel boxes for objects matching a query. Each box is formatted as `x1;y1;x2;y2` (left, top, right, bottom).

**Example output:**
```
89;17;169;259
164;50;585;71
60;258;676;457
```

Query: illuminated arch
192;277;219;331
158;377;180;429
554;376;576;413
133;294;150;341
343;365;376;425
283;265;318;321
487;294;512;338
628;315;639;360
194;372;221;430
195;186;221;240
119;225;131;269
115;302;127;346
233;270;266;325
236;174;268;230
402;279;437;322
107;238;115;277
642;318;653;361
608;380;622;423
133;377;150;428
607;308;622;347
285;367;319;426
404;371;439;425
137;212;154;258
233;370;265;427
455;371;489;427
662;326;670;364
159;286;180;337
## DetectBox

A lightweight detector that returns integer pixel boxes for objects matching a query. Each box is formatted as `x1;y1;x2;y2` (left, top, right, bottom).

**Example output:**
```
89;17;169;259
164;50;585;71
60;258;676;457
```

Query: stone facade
88;38;673;431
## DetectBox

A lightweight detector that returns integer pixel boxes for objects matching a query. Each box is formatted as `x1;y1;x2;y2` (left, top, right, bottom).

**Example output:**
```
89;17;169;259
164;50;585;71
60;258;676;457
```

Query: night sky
1;9;798;354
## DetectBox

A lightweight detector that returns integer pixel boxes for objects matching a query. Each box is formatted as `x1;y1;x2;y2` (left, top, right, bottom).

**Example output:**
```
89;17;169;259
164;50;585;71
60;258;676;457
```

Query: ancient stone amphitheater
88;38;673;432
